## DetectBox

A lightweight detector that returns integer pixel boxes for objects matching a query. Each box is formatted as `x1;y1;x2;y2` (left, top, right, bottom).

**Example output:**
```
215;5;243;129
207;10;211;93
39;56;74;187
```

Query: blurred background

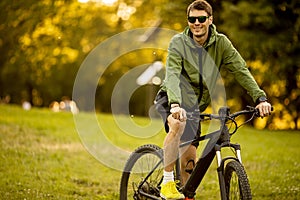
0;0;299;129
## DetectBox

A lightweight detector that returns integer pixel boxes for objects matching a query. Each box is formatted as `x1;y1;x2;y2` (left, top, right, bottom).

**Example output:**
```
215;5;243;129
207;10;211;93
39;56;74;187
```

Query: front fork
215;143;242;200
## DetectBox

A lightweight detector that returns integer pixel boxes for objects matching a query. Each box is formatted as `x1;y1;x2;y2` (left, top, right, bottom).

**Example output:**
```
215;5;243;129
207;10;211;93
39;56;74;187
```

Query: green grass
0;104;299;199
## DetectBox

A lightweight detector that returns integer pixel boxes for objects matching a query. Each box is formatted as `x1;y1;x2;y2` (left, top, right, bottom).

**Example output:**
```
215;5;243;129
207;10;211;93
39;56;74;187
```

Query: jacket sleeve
221;36;266;102
162;36;183;105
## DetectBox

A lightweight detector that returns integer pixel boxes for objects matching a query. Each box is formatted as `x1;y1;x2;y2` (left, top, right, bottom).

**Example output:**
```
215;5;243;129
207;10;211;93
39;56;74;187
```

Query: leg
164;115;186;172
178;113;200;186
180;145;197;185
161;115;186;199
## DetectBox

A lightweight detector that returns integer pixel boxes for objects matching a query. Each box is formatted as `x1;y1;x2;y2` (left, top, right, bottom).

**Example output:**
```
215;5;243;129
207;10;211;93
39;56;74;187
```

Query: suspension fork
215;144;227;200
215;143;242;200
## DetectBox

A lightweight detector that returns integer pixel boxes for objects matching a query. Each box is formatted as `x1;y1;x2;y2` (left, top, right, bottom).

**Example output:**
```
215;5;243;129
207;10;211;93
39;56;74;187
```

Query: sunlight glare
78;0;89;3
78;0;118;6
102;0;118;6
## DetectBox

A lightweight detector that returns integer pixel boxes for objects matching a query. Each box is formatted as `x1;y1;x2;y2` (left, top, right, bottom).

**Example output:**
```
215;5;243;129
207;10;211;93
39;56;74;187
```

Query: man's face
188;9;212;38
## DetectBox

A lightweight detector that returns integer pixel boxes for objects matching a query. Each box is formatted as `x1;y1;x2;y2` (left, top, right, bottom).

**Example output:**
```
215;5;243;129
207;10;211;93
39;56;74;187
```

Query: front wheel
119;144;164;200
224;160;252;200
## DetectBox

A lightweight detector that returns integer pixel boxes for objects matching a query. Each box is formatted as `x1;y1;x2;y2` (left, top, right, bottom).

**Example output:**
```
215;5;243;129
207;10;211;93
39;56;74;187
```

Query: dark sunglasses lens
188;17;197;23
188;16;208;23
198;16;207;23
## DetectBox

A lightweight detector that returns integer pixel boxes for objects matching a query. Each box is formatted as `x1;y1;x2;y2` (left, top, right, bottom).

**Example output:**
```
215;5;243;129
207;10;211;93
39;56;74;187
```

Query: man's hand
255;101;272;117
167;114;186;134
170;104;187;122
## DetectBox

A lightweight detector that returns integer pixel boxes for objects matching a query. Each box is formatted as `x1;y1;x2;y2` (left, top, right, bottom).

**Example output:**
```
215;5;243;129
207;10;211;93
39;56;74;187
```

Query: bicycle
120;106;271;200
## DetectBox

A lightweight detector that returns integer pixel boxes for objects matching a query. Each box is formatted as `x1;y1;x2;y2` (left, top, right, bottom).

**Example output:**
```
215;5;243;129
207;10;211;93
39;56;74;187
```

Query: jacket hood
182;24;217;48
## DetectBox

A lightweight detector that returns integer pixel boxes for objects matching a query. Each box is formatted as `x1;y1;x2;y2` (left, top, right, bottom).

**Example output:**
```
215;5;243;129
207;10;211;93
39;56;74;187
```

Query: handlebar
188;106;273;121
186;106;273;134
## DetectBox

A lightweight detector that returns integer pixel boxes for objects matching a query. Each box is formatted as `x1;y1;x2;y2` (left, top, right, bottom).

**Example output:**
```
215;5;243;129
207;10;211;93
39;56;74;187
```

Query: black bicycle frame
136;107;249;199
182;107;235;199
181;129;221;198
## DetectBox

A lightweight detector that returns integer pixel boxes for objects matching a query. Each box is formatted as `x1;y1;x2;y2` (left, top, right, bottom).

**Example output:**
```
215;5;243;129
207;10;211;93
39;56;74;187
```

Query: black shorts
155;91;201;148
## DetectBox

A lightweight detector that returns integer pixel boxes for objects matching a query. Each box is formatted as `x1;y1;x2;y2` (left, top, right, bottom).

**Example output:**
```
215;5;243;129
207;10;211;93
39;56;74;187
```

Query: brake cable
236;112;256;129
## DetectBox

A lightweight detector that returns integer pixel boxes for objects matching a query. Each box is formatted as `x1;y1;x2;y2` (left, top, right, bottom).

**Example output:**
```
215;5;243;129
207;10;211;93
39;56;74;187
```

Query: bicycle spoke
229;172;240;199
120;145;163;200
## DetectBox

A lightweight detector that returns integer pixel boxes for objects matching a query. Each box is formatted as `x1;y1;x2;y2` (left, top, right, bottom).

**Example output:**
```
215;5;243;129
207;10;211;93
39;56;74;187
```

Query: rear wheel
224;160;252;200
120;144;164;200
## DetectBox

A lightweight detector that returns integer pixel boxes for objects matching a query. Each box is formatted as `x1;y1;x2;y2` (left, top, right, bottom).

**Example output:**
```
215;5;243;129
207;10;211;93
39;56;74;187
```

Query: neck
193;34;207;46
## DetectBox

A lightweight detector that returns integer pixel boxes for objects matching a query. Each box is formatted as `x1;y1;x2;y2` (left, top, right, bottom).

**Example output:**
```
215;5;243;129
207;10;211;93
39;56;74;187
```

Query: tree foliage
218;0;300;129
0;0;299;129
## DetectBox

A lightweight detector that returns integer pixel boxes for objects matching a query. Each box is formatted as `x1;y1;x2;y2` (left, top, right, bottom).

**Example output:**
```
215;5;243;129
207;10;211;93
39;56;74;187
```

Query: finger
172;112;179;119
167;114;173;122
176;112;180;119
182;109;187;121
263;107;268;116
264;105;271;116
266;106;271;115
179;109;183;121
172;113;177;119
259;106;264;117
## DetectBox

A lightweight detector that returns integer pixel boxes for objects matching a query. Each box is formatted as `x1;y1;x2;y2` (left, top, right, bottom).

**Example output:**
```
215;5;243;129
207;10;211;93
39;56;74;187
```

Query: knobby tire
224;160;252;200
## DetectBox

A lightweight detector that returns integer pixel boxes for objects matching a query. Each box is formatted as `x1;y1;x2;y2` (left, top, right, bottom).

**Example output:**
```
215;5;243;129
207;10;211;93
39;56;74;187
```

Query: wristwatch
256;96;267;104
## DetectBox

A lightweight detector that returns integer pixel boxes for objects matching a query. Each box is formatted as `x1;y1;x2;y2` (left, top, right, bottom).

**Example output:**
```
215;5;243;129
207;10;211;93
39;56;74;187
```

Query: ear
209;15;213;25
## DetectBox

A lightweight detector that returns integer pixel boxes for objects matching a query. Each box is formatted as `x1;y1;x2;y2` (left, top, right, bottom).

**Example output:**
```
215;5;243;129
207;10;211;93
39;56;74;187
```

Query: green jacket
160;25;266;111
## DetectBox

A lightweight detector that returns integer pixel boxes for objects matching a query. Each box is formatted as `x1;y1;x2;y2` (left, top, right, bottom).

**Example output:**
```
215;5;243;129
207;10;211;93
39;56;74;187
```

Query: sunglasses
187;16;209;23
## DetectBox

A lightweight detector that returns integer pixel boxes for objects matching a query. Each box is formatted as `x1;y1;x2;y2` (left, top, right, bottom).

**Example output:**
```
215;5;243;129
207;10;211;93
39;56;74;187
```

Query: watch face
259;97;267;102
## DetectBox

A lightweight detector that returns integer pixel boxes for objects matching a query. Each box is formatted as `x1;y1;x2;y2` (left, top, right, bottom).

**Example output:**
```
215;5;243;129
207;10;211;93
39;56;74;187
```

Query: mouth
193;26;202;31
194;28;202;33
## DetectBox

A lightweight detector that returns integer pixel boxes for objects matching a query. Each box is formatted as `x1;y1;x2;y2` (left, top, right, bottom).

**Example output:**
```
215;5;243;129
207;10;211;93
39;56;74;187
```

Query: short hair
187;0;213;17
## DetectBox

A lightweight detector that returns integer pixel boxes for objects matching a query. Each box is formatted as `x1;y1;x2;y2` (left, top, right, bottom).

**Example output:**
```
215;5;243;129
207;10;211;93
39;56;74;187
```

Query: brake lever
246;105;256;111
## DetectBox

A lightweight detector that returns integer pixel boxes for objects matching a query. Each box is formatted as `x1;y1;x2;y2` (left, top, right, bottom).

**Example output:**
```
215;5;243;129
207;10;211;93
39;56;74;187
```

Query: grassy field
0;104;299;199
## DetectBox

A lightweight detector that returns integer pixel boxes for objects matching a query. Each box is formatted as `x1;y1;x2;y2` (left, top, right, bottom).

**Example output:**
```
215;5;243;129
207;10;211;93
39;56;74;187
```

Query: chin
192;30;202;35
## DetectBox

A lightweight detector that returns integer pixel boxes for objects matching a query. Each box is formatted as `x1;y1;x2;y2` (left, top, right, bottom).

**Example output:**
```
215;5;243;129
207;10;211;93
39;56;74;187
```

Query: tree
218;0;300;129
0;0;298;129
0;0;113;106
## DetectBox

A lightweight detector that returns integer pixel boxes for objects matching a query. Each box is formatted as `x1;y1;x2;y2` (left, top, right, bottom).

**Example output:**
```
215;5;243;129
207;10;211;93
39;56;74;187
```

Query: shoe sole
160;193;185;200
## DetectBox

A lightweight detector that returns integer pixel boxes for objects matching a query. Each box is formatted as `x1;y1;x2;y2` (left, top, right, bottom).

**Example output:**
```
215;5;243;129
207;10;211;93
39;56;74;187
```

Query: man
155;0;272;199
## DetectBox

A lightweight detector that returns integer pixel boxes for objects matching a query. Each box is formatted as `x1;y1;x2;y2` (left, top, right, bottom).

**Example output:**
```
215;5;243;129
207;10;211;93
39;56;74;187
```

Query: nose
194;19;201;25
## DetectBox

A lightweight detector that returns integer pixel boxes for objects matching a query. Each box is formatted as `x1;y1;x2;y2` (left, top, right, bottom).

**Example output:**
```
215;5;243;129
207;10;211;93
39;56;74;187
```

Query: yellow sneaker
160;181;185;200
